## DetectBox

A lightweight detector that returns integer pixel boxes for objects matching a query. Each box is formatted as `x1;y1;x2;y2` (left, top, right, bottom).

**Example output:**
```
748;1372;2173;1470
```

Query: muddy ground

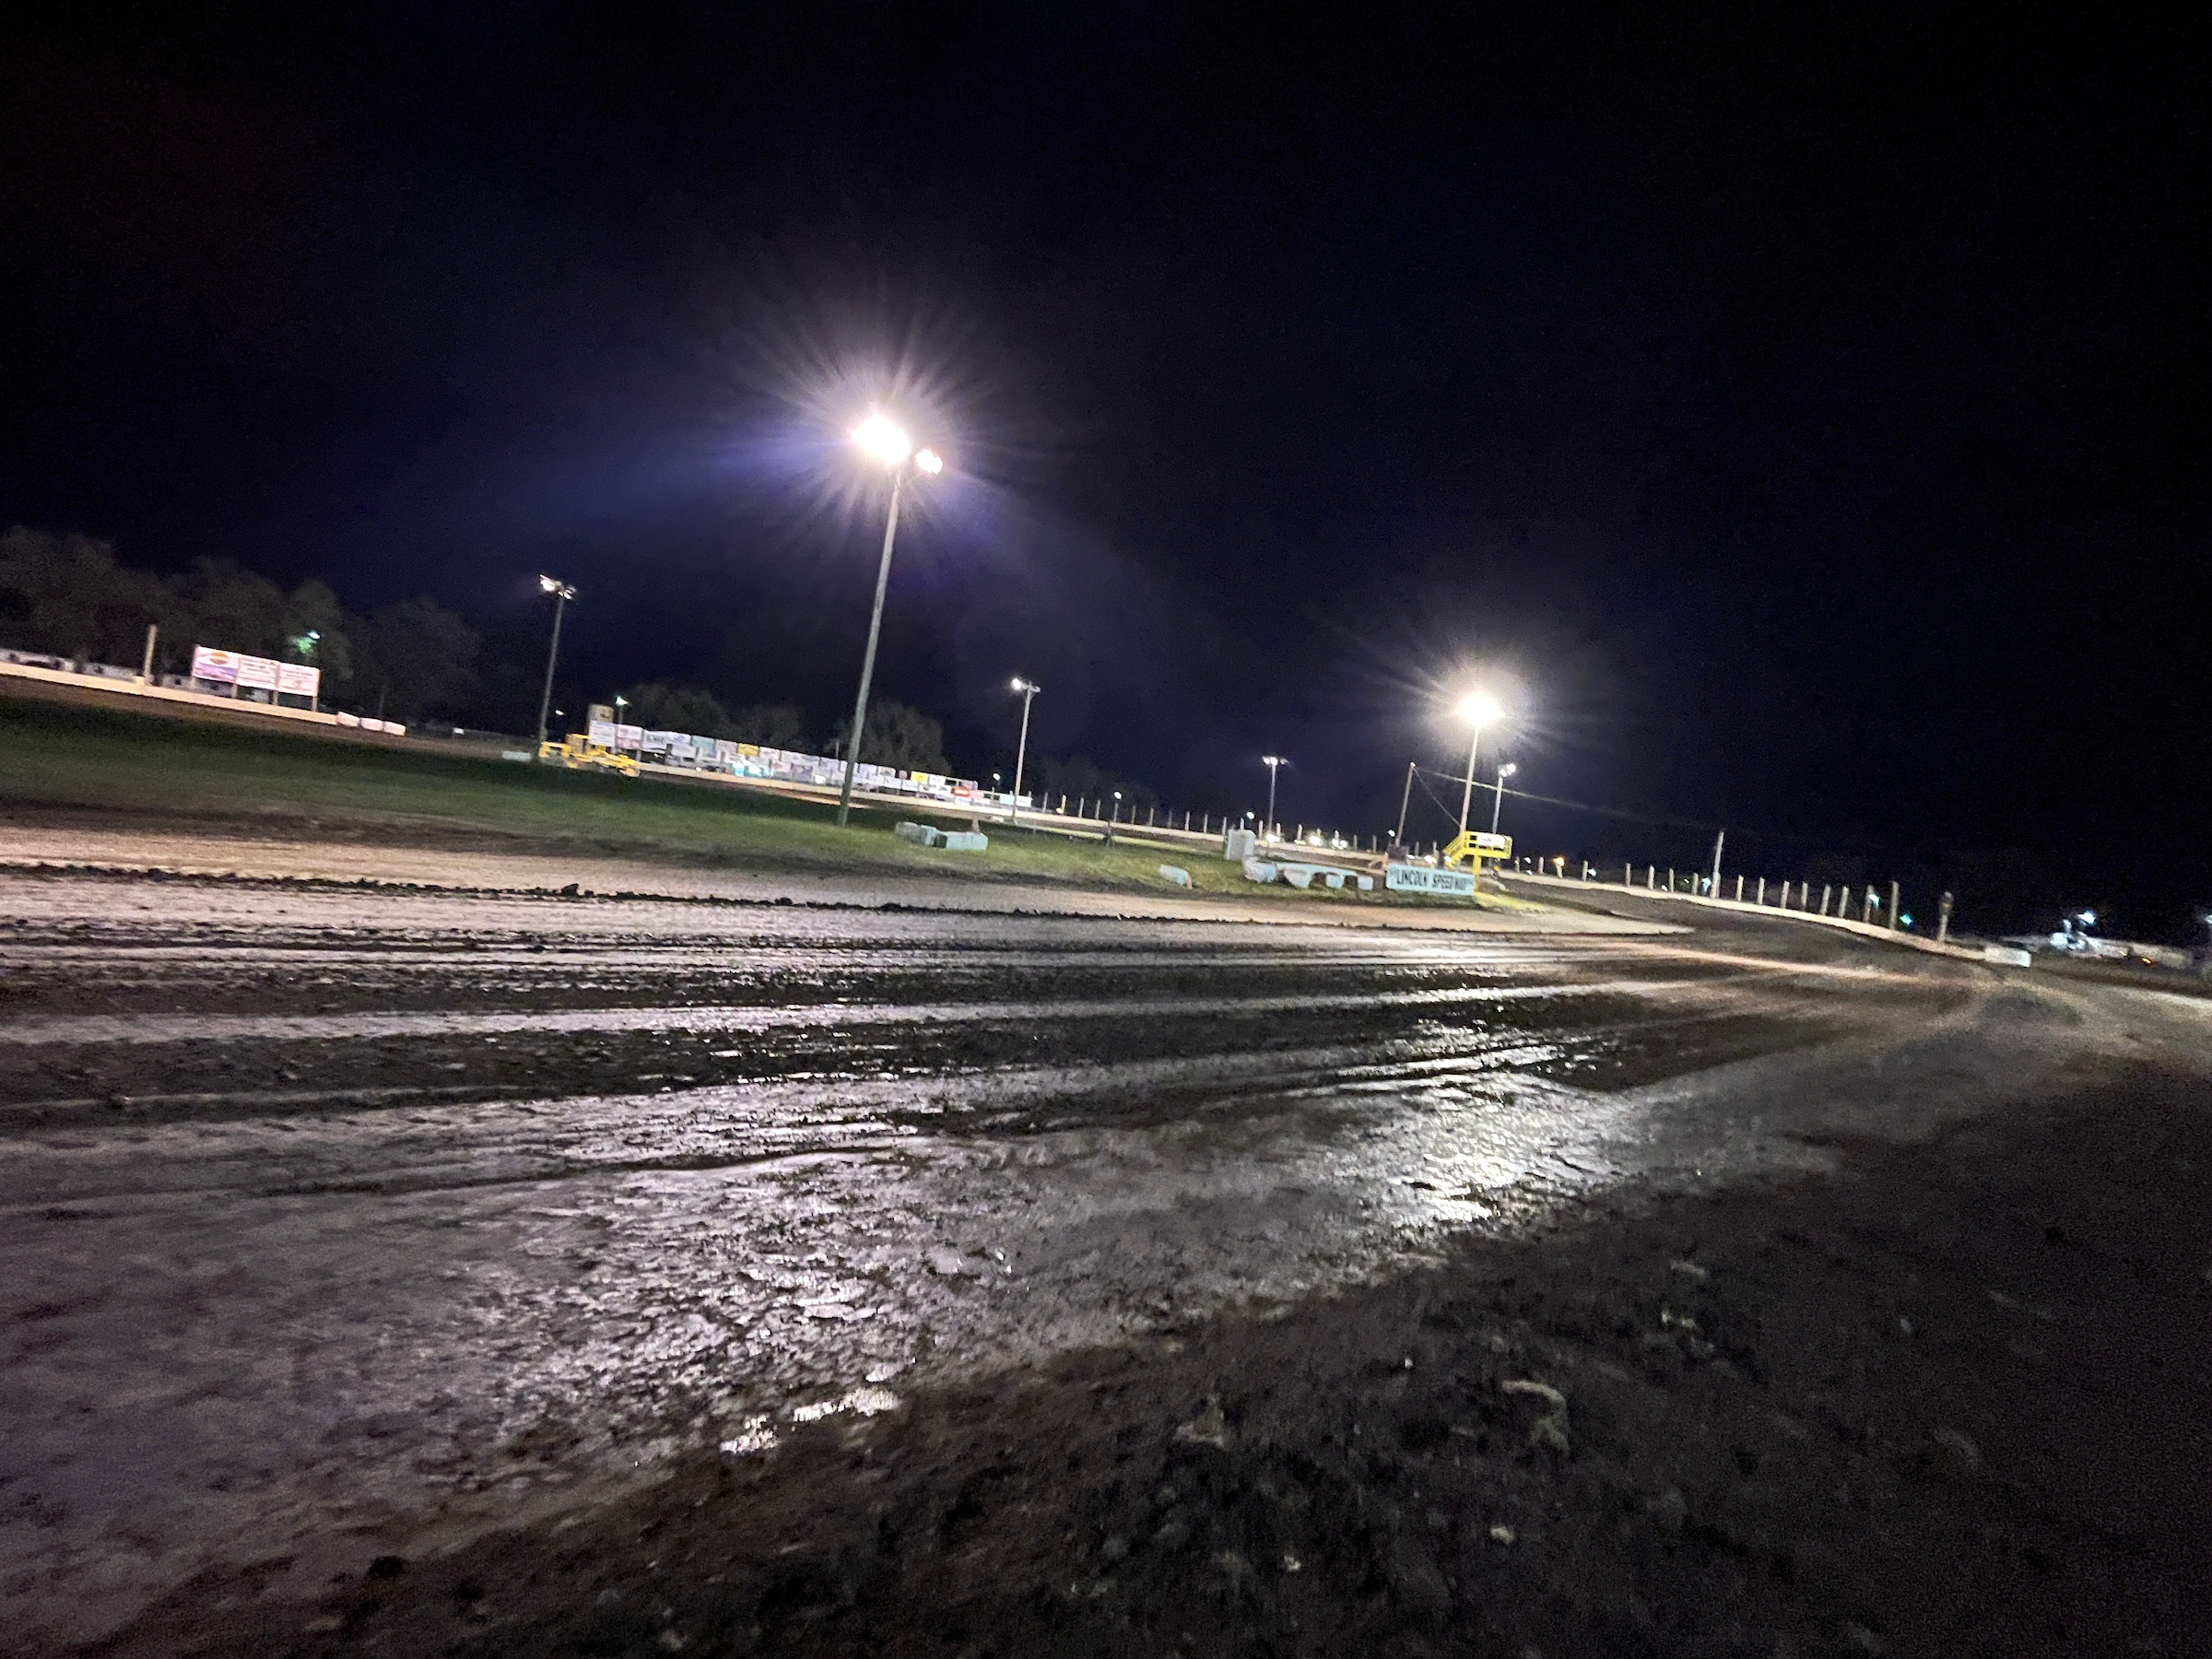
96;1075;2212;1659
4;849;2208;1657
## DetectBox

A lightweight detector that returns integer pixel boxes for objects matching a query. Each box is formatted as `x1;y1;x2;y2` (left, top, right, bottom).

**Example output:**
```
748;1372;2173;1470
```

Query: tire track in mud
0;869;1976;1653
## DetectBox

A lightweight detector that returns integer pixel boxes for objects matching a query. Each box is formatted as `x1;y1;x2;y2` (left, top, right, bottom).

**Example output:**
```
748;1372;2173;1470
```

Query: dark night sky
3;8;2206;936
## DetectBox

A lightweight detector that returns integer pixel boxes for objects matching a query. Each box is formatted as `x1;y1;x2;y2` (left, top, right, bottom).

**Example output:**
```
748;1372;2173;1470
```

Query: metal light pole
836;415;943;828
1453;691;1502;833
1009;677;1041;825
1393;759;1416;847
1489;761;1517;834
1261;755;1286;841
535;576;576;745
612;694;629;753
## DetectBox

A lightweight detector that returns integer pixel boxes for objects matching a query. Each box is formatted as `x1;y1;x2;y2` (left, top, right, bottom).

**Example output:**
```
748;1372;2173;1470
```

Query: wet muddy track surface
6;868;2199;1654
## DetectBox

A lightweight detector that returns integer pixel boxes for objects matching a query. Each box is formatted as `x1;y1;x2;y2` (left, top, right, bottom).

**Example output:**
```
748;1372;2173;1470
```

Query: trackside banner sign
1385;864;1477;897
191;645;240;682
192;646;316;698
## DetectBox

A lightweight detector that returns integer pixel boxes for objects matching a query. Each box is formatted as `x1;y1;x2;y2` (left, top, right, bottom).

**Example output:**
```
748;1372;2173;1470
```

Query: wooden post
1888;880;1900;931
1757;877;1766;905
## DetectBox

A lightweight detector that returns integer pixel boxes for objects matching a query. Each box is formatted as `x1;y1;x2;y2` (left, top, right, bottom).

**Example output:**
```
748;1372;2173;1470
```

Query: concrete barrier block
895;821;942;847
1159;865;1191;887
1223;828;1258;861
1982;945;2034;968
939;831;989;852
1241;858;1279;884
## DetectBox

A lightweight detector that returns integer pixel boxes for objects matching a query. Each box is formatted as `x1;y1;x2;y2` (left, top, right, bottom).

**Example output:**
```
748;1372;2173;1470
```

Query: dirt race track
3;836;2209;1657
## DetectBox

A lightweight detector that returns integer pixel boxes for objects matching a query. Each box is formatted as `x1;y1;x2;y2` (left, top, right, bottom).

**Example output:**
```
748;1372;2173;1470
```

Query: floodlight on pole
849;413;912;467
535;576;577;746
835;413;945;827
1008;677;1041;825
1490;761;1517;835
1261;755;1288;841
1453;691;1504;834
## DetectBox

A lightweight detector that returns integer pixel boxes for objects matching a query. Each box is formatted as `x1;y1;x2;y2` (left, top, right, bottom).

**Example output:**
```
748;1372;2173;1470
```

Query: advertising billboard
275;662;321;698
190;645;240;683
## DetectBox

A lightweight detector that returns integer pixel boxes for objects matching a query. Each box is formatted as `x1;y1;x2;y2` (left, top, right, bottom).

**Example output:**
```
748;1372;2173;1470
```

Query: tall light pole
612;693;629;752
1009;677;1041;825
837;414;944;827
1261;755;1287;841
1453;691;1503;833
535;575;576;745
1489;761;1517;834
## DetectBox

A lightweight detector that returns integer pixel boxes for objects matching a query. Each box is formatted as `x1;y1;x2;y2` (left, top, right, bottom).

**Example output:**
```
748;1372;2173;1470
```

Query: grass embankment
0;692;1477;907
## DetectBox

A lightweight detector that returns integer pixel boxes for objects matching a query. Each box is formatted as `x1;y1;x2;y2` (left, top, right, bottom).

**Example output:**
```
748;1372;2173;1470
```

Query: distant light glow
850;413;913;466
914;446;944;475
1499;762;1518;779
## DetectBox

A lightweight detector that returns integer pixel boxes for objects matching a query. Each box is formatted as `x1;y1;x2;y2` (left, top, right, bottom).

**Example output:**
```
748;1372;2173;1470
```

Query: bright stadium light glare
1455;690;1504;726
914;446;944;475
850;413;913;467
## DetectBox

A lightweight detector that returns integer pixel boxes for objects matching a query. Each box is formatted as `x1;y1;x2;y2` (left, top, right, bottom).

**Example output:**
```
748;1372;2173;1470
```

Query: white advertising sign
615;724;643;749
1385;864;1477;897
641;729;674;752
233;653;280;690
587;720;617;747
276;662;321;697
191;645;240;683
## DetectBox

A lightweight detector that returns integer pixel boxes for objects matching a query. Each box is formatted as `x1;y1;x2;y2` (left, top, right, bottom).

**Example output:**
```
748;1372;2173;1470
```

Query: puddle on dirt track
0;867;2140;1653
